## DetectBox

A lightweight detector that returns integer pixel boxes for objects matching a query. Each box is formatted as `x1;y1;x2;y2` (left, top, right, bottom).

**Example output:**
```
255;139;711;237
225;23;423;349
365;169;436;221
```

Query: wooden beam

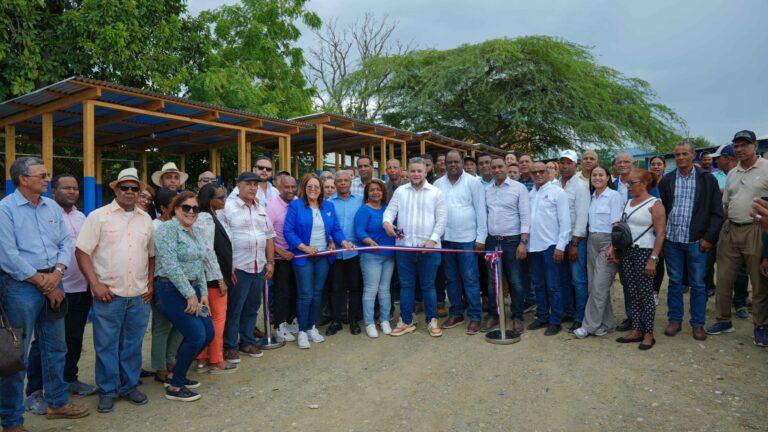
335;152;340;168
0;87;101;127
300;114;332;125
315;125;324;171
420;140;426;155
389;143;394;161
82;100;96;213
55;100;165;138
341;149;347;168
285;135;292;174
140;152;148;184
41;113;53;174
320;123;405;143
379;138;387;177
4;126;16;191
149;128;237;150
179;153;186;174
237;130;247;174
401;141;407;169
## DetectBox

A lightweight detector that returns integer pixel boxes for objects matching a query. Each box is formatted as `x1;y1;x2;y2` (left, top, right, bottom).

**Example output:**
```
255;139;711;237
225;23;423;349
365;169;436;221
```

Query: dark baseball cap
236;171;259;183
732;130;756;144
711;144;734;158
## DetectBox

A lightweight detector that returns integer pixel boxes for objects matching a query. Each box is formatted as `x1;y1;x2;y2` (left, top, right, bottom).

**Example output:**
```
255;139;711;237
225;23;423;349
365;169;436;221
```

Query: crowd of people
1;129;767;431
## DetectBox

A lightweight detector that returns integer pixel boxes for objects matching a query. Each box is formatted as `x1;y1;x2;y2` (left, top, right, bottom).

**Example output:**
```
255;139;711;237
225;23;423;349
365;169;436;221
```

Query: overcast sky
188;0;767;145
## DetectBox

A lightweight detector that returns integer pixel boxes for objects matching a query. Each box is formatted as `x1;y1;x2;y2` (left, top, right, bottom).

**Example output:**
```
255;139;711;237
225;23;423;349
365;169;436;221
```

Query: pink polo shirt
265;196;294;252
61;207;88;293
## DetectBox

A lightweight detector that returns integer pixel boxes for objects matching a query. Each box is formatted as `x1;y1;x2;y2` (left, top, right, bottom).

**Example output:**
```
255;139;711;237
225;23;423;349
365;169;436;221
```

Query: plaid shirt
666;169;696;243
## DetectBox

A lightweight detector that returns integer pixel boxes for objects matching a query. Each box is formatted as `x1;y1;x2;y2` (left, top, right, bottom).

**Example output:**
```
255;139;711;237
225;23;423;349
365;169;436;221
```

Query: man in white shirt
220;172;276;362
613;152;634;202
526;161;571;336
483;157;530;334
434;151;487;334
228;157;279;205
351;155;375;196
383;157;447;337
558;150;591;332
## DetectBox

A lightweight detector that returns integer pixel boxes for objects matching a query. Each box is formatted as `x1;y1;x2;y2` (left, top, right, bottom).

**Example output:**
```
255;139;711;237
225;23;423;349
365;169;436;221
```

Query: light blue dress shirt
330;193;363;259
0;189;72;281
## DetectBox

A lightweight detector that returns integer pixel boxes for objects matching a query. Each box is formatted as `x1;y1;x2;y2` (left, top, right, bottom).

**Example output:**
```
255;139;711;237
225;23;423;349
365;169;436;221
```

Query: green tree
188;0;321;118
351;36;685;156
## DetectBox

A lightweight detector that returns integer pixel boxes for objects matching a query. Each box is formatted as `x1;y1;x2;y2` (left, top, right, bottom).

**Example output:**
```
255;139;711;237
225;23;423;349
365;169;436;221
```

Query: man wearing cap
228;158;279;206
0;158;90;430
707;130;768;346
711;144;737;191
220;172;276;362
152;162;188;192
75;167;154;413
558;150;591;332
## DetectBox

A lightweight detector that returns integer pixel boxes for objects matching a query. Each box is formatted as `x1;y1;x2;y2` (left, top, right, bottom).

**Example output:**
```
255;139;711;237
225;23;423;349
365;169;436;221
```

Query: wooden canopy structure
0;76;306;213
416;131;506;158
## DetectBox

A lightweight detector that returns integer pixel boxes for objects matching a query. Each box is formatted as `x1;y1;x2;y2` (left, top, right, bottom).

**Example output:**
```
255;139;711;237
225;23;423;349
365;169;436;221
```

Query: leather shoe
120;389;148;405
544;324;561;336
639;338;656;350
513;319;525;333
349;321;361;335
527;319;548;330
615;319;632;332
692;326;707;341
437;305;449;318
46;402;89;419
664;322;682;337
466;321;481;335
441;316;465;329
325;322;342;336
616;335;643;343
480;317;499;333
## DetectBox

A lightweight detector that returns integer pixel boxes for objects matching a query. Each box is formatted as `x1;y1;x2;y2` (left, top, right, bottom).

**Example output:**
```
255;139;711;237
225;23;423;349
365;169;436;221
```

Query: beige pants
716;222;768;325
582;233;618;333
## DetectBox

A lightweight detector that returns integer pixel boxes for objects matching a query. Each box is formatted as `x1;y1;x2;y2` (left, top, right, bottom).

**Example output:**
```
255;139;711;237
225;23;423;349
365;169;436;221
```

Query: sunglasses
23;173;51;180
180;204;200;214
118;185;140;192
199;177;216;183
255;165;273;172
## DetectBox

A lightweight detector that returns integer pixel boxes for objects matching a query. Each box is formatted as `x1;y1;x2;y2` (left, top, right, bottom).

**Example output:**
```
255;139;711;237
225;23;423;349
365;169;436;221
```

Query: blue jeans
293;257;330;331
486;236;525;320
0;277;68;428
360;254;394;325
92;294;150;397
224;269;263;350
664;240;708;327
396;251;441;324
561;240;588;322
442;241;482;322
530;245;563;325
154;280;214;388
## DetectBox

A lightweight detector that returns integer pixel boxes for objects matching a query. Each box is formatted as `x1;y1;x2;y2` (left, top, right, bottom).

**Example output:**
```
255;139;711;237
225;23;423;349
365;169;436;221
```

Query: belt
729;220;754;227
155;276;198;283
37;267;56;274
489;235;521;242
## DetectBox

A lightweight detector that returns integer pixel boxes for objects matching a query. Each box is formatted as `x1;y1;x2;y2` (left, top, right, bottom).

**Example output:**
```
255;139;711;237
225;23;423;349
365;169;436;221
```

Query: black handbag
0;302;25;377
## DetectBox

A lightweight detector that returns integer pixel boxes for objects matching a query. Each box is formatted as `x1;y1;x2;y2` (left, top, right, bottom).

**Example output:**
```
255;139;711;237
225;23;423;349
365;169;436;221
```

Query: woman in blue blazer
284;173;354;349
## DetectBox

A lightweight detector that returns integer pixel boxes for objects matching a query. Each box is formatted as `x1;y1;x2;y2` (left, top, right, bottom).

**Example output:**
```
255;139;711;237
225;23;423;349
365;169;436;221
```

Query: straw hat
109;167;146;190
151;162;189;187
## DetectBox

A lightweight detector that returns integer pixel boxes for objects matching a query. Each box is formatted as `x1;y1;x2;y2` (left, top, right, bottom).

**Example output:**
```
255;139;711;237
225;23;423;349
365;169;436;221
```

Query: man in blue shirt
0;157;90;431
328;170;364;336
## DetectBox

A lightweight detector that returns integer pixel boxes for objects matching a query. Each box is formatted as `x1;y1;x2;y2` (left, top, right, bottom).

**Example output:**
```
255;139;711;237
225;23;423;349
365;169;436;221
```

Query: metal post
485;247;521;345
260;279;285;349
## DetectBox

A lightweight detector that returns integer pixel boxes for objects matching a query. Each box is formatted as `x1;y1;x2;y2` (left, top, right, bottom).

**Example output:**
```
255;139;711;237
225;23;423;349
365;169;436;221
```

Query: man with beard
228;157;279;206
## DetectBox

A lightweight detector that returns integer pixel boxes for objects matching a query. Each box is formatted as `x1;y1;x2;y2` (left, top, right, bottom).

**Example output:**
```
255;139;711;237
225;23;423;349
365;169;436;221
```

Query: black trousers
271;260;297;327
64;290;91;383
331;257;362;323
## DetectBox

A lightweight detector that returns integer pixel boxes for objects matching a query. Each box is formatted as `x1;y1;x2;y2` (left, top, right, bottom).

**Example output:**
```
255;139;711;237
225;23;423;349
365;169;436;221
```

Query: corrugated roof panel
162;103;205;117
15;92;58;107
50;81;88;95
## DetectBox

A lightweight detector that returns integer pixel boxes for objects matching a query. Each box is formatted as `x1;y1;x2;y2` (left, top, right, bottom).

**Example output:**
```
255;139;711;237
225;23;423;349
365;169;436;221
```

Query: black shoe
349;321;361;335
561;315;574;323
616;319;632;332
165;386;201;402
120;389;148;405
616;335;643;343
163;377;200;389
639;338;656;350
325;322;342;336
568;321;581;334
140;369;154;378
544;324;562;336
527;319;548;330
317;315;333;327
97;395;115;413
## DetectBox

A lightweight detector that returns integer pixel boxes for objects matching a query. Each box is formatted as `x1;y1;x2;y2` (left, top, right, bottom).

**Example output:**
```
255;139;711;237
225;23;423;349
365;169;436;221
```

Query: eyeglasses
23;173;51;180
530;170;546;175
628;179;643;186
118;185;141;192
180;204;200;214
306;184;321;190
255;165;273;172
199;177;216;183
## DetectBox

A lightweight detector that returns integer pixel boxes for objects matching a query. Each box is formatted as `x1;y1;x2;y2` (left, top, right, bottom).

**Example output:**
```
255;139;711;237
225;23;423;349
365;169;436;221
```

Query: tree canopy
350;36;685;155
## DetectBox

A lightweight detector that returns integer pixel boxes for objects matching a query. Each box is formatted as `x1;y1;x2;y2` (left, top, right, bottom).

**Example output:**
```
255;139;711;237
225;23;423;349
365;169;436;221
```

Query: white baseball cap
559;149;579;163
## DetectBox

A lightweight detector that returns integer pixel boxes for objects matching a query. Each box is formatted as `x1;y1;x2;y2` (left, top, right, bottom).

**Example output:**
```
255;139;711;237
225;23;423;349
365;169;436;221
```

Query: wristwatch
520;238;529;246
649;255;659;262
55;265;66;274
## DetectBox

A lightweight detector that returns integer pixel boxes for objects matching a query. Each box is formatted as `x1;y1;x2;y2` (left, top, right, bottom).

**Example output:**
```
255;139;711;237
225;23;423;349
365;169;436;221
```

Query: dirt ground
25;280;768;432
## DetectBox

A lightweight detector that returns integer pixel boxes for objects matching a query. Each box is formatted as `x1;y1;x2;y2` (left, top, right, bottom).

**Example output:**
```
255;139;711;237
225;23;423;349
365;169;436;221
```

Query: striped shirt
666;169;696;243
383;181;447;248
220;196;276;273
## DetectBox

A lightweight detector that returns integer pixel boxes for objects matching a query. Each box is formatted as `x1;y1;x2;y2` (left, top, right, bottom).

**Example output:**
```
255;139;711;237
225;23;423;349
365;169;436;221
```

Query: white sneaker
574;327;589;339
595;327;608;337
287;318;299;334
365;324;379;338
297;331;310;349
307;326;325;343
380;321;392;335
276;323;295;342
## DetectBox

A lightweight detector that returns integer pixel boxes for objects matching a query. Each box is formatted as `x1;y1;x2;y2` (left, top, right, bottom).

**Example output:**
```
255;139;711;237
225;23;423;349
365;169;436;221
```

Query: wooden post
335;152;340;168
360;146;365;156
140;152;148;184
95;147;103;208
379;138;386;177
285;135;292;174
341;149;347;168
315;125;324;171
42;113;54;177
278;136;285;172
4;125;16;194
209;148;218;177
389;143;394;161
83;100;96;214
420;140;426;155
293;153;299;177
179;153;186;173
401;141;407;169
237;129;247;174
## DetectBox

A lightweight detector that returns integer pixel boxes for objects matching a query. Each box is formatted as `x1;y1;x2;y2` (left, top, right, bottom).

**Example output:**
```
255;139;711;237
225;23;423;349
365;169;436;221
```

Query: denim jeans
0;277;68;429
92;294;151;397
293;257;330;331
561;240;588;322
360;253;394;325
530;245;563;325
396;251;441;324
442;241;482;322
224;269;263;350
154;279;214;388
485;236;525;320
664;240;708;327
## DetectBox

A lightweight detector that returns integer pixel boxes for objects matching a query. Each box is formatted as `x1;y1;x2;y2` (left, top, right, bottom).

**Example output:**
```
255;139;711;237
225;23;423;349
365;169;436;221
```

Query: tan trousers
716;222;768;325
